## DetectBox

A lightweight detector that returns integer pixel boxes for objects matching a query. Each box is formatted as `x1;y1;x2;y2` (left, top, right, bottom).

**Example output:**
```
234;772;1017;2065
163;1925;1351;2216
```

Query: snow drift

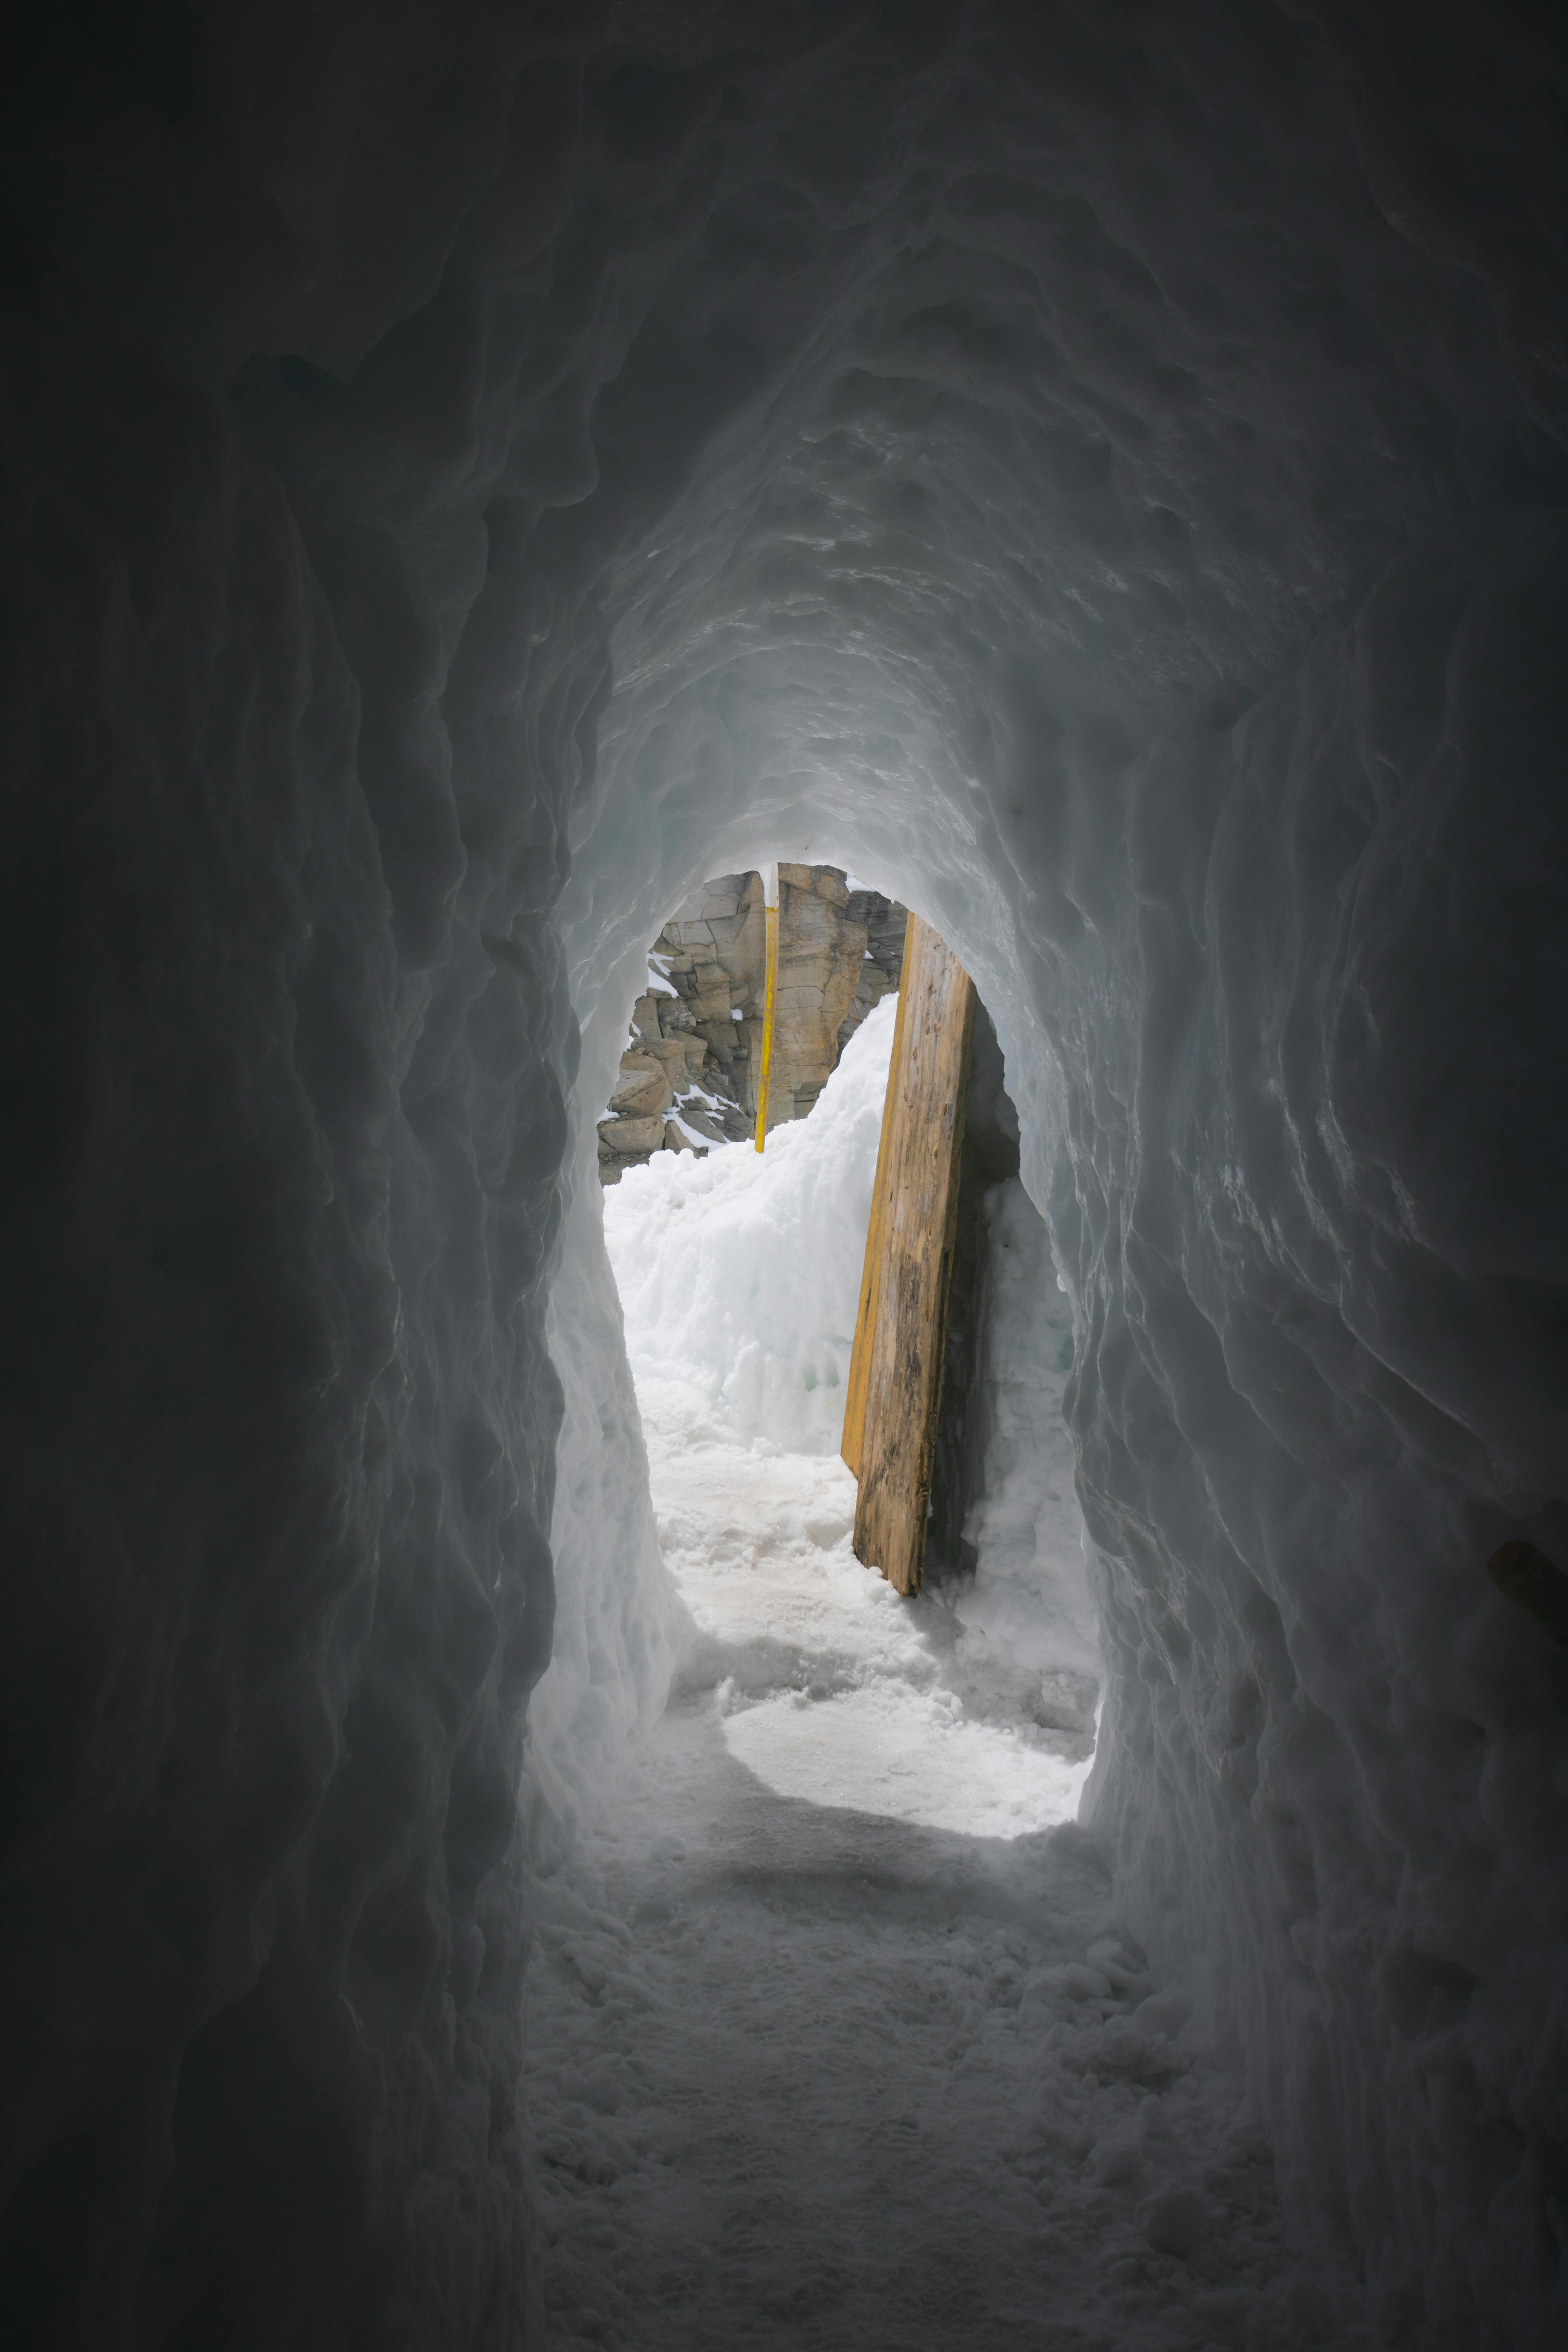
604;996;894;1458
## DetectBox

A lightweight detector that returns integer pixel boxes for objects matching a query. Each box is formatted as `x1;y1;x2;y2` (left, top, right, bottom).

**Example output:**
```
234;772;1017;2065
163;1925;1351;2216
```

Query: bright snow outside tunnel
599;864;1100;1837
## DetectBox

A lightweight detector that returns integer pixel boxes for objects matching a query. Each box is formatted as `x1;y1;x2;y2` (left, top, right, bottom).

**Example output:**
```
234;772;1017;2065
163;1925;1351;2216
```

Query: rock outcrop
598;867;906;1181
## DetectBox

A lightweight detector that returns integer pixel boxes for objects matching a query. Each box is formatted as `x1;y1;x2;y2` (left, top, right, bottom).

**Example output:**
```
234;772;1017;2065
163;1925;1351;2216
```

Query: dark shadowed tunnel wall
2;4;1565;2347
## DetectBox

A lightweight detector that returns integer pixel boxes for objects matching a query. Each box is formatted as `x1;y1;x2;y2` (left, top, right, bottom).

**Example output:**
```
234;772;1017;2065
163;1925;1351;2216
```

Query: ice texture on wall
960;1180;1102;1742
1067;515;1568;2328
4;2;1566;2345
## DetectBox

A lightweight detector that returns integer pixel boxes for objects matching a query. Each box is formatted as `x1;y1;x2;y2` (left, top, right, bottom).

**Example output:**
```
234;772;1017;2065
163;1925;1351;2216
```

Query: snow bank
604;993;895;1456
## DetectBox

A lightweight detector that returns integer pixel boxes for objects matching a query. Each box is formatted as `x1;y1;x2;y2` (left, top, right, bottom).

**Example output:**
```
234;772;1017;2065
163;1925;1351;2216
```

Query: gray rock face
597;868;907;1180
841;889;909;1051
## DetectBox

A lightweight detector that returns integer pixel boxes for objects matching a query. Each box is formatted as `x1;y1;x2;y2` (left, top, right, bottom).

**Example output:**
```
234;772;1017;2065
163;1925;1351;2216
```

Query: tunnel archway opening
577;857;1101;1842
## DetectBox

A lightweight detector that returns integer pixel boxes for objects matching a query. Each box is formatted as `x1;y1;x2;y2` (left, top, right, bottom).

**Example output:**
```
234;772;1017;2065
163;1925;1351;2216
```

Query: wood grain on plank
840;971;913;1479
844;914;976;1595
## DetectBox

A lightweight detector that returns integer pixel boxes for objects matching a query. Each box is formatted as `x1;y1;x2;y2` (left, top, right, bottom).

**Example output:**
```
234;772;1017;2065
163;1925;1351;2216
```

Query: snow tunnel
3;5;1566;2349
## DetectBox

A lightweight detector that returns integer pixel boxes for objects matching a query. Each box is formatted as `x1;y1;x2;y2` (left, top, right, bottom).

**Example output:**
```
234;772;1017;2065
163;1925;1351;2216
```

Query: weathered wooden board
842;914;976;1595
839;971;911;1481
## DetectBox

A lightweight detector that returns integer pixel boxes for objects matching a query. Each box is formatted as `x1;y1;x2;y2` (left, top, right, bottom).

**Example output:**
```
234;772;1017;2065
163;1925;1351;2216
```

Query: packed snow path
525;1012;1324;2350
524;1709;1318;2352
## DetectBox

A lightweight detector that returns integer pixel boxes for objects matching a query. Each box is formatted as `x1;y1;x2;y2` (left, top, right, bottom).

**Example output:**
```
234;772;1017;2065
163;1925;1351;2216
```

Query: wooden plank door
841;915;976;1595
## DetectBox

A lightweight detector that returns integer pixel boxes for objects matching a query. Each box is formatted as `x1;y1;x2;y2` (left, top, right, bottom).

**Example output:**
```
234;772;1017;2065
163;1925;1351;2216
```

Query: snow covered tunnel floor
523;1700;1324;2352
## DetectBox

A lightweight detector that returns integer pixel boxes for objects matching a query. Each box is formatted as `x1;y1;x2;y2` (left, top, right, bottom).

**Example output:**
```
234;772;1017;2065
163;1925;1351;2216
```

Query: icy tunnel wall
2;4;1566;2346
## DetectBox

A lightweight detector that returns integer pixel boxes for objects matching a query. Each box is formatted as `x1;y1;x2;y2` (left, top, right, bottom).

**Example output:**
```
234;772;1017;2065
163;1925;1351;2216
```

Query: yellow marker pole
755;862;779;1151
